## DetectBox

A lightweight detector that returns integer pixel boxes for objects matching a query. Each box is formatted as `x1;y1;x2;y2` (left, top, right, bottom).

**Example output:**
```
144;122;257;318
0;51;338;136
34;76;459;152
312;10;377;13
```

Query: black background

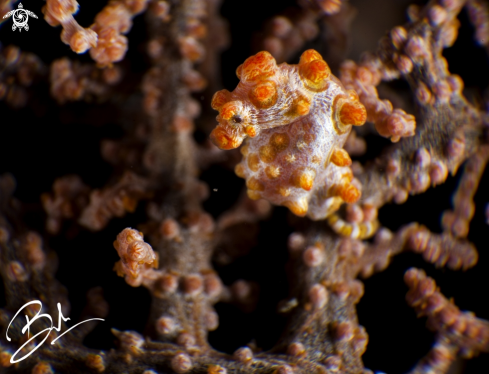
0;0;488;373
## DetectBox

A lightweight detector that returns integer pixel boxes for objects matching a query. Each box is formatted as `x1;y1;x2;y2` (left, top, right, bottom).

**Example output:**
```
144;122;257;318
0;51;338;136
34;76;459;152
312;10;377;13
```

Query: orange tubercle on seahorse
209;125;241;150
211;89;231;110
249;81;278;109
209;49;366;221
338;101;367;126
239;51;278;83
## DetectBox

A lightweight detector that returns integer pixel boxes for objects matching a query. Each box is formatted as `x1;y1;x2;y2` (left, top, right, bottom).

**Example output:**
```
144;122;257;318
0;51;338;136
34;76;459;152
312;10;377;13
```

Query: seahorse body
210;50;366;220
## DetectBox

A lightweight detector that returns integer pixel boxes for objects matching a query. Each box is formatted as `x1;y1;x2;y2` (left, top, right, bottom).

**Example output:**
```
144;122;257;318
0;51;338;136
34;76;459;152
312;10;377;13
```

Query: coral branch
78;171;152;231
0;45;46;108
405;268;489;358
349;0;485;210
339;59;416;142
42;0;98;54
41;175;89;234
1;0;488;373
441;145;489;238
50;58;122;103
259;8;321;63
356;223;478;279
113;228;158;287
466;0;489;51
43;0;149;66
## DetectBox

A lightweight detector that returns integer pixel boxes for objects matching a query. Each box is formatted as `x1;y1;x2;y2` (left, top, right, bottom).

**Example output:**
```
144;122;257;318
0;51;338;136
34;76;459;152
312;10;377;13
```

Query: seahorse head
210;51;320;150
209;50;364;151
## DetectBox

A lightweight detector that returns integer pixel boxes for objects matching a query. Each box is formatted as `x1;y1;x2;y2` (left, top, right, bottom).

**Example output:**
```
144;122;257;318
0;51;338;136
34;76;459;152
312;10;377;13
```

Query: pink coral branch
43;0;149;66
405;268;489;358
441;145;489;238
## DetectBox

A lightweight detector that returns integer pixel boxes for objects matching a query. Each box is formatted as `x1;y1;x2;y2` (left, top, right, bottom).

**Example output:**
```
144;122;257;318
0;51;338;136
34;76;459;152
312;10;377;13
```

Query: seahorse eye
232;115;243;124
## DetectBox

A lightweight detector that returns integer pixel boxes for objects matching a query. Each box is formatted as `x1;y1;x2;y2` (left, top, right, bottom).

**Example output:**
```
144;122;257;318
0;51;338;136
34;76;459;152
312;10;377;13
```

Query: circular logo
3;3;38;32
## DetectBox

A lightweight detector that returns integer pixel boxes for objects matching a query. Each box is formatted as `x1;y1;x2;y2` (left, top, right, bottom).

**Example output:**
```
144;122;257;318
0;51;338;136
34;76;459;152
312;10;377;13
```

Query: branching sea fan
0;0;488;373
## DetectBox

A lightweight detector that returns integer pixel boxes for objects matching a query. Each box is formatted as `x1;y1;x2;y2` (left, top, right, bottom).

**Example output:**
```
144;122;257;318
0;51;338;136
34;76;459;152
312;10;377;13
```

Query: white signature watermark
6;300;104;363
3;3;38;32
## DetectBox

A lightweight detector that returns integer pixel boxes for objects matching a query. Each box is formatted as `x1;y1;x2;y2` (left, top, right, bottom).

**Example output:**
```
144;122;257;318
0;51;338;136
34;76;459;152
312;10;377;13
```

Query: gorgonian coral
0;0;488;373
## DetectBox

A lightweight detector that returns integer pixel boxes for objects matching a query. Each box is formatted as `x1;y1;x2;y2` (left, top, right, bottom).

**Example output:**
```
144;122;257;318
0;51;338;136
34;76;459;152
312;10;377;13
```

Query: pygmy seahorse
210;49;367;224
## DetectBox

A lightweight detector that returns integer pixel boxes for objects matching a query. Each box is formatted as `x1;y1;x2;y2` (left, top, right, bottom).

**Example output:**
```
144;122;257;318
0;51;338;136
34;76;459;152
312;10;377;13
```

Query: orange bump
276;186;291;197
211;89;231;110
299;59;331;91
312;155;321;164
259;145;277;163
220;102;239;121
236;64;243;79
247;177;265;191
245;126;256;137
249;81;277;109
337;183;361;203
330;148;352;167
283;197;308;216
265;165;281;179
338;224;353;237
296;140;307;151
247;153;260;172
247;190;261;200
358;223;369;239
339;101;367;126
241;51;278;83
208;365;226;374
235;163;246;178
210;126;241;150
285;153;296;163
294;98;310;116
299;49;323;65
240;144;249;156
269;132;290;152
301;169;316;191
290;168;316;191
337;168;353;183
300;175;314;191
287;96;311;117
326;197;342;215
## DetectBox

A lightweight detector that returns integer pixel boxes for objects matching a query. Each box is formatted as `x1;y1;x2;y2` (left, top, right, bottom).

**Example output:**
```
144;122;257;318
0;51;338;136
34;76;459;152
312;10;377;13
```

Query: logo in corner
3;3;38;32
